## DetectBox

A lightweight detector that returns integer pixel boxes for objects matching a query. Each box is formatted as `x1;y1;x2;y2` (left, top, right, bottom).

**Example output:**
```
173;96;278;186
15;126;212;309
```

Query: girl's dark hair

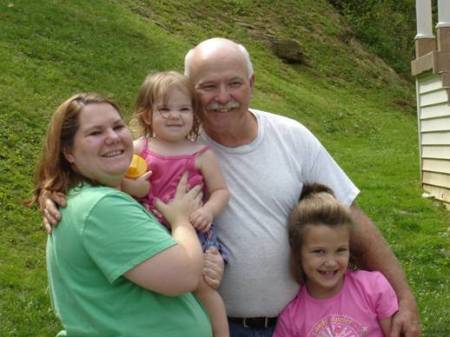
288;183;354;283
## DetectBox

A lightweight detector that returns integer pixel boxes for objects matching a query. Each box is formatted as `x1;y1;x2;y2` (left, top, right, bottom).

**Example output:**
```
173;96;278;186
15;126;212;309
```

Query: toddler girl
123;71;230;337
273;183;398;337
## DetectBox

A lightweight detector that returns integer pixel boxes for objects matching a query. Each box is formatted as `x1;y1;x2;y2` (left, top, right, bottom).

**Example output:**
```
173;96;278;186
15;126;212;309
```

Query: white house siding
422;145;450;158
418;73;450;209
422;158;450;173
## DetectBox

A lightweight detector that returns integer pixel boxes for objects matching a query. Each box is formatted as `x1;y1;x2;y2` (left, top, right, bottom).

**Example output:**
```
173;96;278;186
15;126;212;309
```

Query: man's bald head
184;38;254;80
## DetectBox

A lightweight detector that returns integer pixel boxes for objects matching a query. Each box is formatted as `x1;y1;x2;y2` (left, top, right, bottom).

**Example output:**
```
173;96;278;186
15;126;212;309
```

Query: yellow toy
125;154;148;179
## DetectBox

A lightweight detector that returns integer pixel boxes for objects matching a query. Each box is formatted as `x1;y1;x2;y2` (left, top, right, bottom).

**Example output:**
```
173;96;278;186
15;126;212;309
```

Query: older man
184;38;420;337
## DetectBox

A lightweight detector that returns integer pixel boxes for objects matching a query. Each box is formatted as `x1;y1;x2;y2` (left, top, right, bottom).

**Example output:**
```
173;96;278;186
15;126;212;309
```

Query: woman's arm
190;149;230;231
124;174;204;296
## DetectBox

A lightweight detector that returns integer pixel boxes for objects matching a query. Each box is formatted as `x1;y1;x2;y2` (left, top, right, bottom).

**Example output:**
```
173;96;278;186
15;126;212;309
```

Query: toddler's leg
195;277;229;337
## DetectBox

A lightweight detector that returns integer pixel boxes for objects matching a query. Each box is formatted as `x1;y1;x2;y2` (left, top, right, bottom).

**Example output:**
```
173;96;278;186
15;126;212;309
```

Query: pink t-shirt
273;270;398;337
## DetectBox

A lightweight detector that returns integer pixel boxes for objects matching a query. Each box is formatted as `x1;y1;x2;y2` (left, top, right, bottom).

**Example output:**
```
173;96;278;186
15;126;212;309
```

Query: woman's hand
127;173;204;295
155;173;202;228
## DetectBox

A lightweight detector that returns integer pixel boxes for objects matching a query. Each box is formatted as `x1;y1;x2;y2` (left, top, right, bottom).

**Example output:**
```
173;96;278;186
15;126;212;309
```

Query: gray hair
184;39;254;79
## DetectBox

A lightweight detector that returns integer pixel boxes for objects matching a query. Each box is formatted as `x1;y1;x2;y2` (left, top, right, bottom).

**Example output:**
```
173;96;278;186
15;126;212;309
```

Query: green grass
1;0;449;335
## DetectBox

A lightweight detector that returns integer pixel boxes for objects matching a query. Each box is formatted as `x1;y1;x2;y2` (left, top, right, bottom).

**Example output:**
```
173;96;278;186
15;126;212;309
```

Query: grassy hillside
1;1;449;335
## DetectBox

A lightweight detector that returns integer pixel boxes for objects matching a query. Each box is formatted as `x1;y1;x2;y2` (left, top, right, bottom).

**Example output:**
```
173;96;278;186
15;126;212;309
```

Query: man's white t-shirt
199;109;359;317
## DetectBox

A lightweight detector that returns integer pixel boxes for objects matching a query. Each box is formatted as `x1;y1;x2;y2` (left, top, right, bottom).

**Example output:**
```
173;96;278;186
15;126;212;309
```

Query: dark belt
228;316;277;329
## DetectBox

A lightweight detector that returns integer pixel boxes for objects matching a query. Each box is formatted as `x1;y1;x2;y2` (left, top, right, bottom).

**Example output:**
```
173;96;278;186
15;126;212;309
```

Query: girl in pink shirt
274;184;398;337
122;71;230;337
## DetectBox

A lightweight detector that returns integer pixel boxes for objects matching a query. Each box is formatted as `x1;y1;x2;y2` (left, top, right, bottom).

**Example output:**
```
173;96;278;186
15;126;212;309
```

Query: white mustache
206;100;240;111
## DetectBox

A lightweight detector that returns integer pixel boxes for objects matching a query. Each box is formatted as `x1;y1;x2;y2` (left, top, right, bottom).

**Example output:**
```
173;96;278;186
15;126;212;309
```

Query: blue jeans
229;320;275;337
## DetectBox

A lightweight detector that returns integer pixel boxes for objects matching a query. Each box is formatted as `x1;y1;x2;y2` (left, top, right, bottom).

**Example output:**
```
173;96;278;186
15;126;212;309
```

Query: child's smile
152;87;194;144
300;224;350;299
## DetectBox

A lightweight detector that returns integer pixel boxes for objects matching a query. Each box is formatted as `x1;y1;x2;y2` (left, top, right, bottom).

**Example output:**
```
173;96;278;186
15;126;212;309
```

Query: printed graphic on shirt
308;314;368;337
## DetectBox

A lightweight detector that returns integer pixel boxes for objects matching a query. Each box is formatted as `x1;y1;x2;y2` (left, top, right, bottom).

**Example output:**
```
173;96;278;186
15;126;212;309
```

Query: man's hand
390;297;421;337
39;191;65;234
203;247;224;289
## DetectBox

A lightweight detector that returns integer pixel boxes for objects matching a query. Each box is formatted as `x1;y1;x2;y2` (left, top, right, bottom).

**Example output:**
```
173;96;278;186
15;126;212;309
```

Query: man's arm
350;203;421;337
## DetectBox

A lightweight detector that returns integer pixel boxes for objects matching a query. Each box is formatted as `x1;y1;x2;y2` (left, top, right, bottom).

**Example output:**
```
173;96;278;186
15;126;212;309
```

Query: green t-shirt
47;184;212;337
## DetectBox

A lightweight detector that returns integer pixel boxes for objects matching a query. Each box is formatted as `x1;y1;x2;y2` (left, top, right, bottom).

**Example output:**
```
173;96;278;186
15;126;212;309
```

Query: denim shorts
197;223;230;263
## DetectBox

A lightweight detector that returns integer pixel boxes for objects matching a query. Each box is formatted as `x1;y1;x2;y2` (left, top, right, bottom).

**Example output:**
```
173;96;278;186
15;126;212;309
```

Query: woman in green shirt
32;93;212;337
